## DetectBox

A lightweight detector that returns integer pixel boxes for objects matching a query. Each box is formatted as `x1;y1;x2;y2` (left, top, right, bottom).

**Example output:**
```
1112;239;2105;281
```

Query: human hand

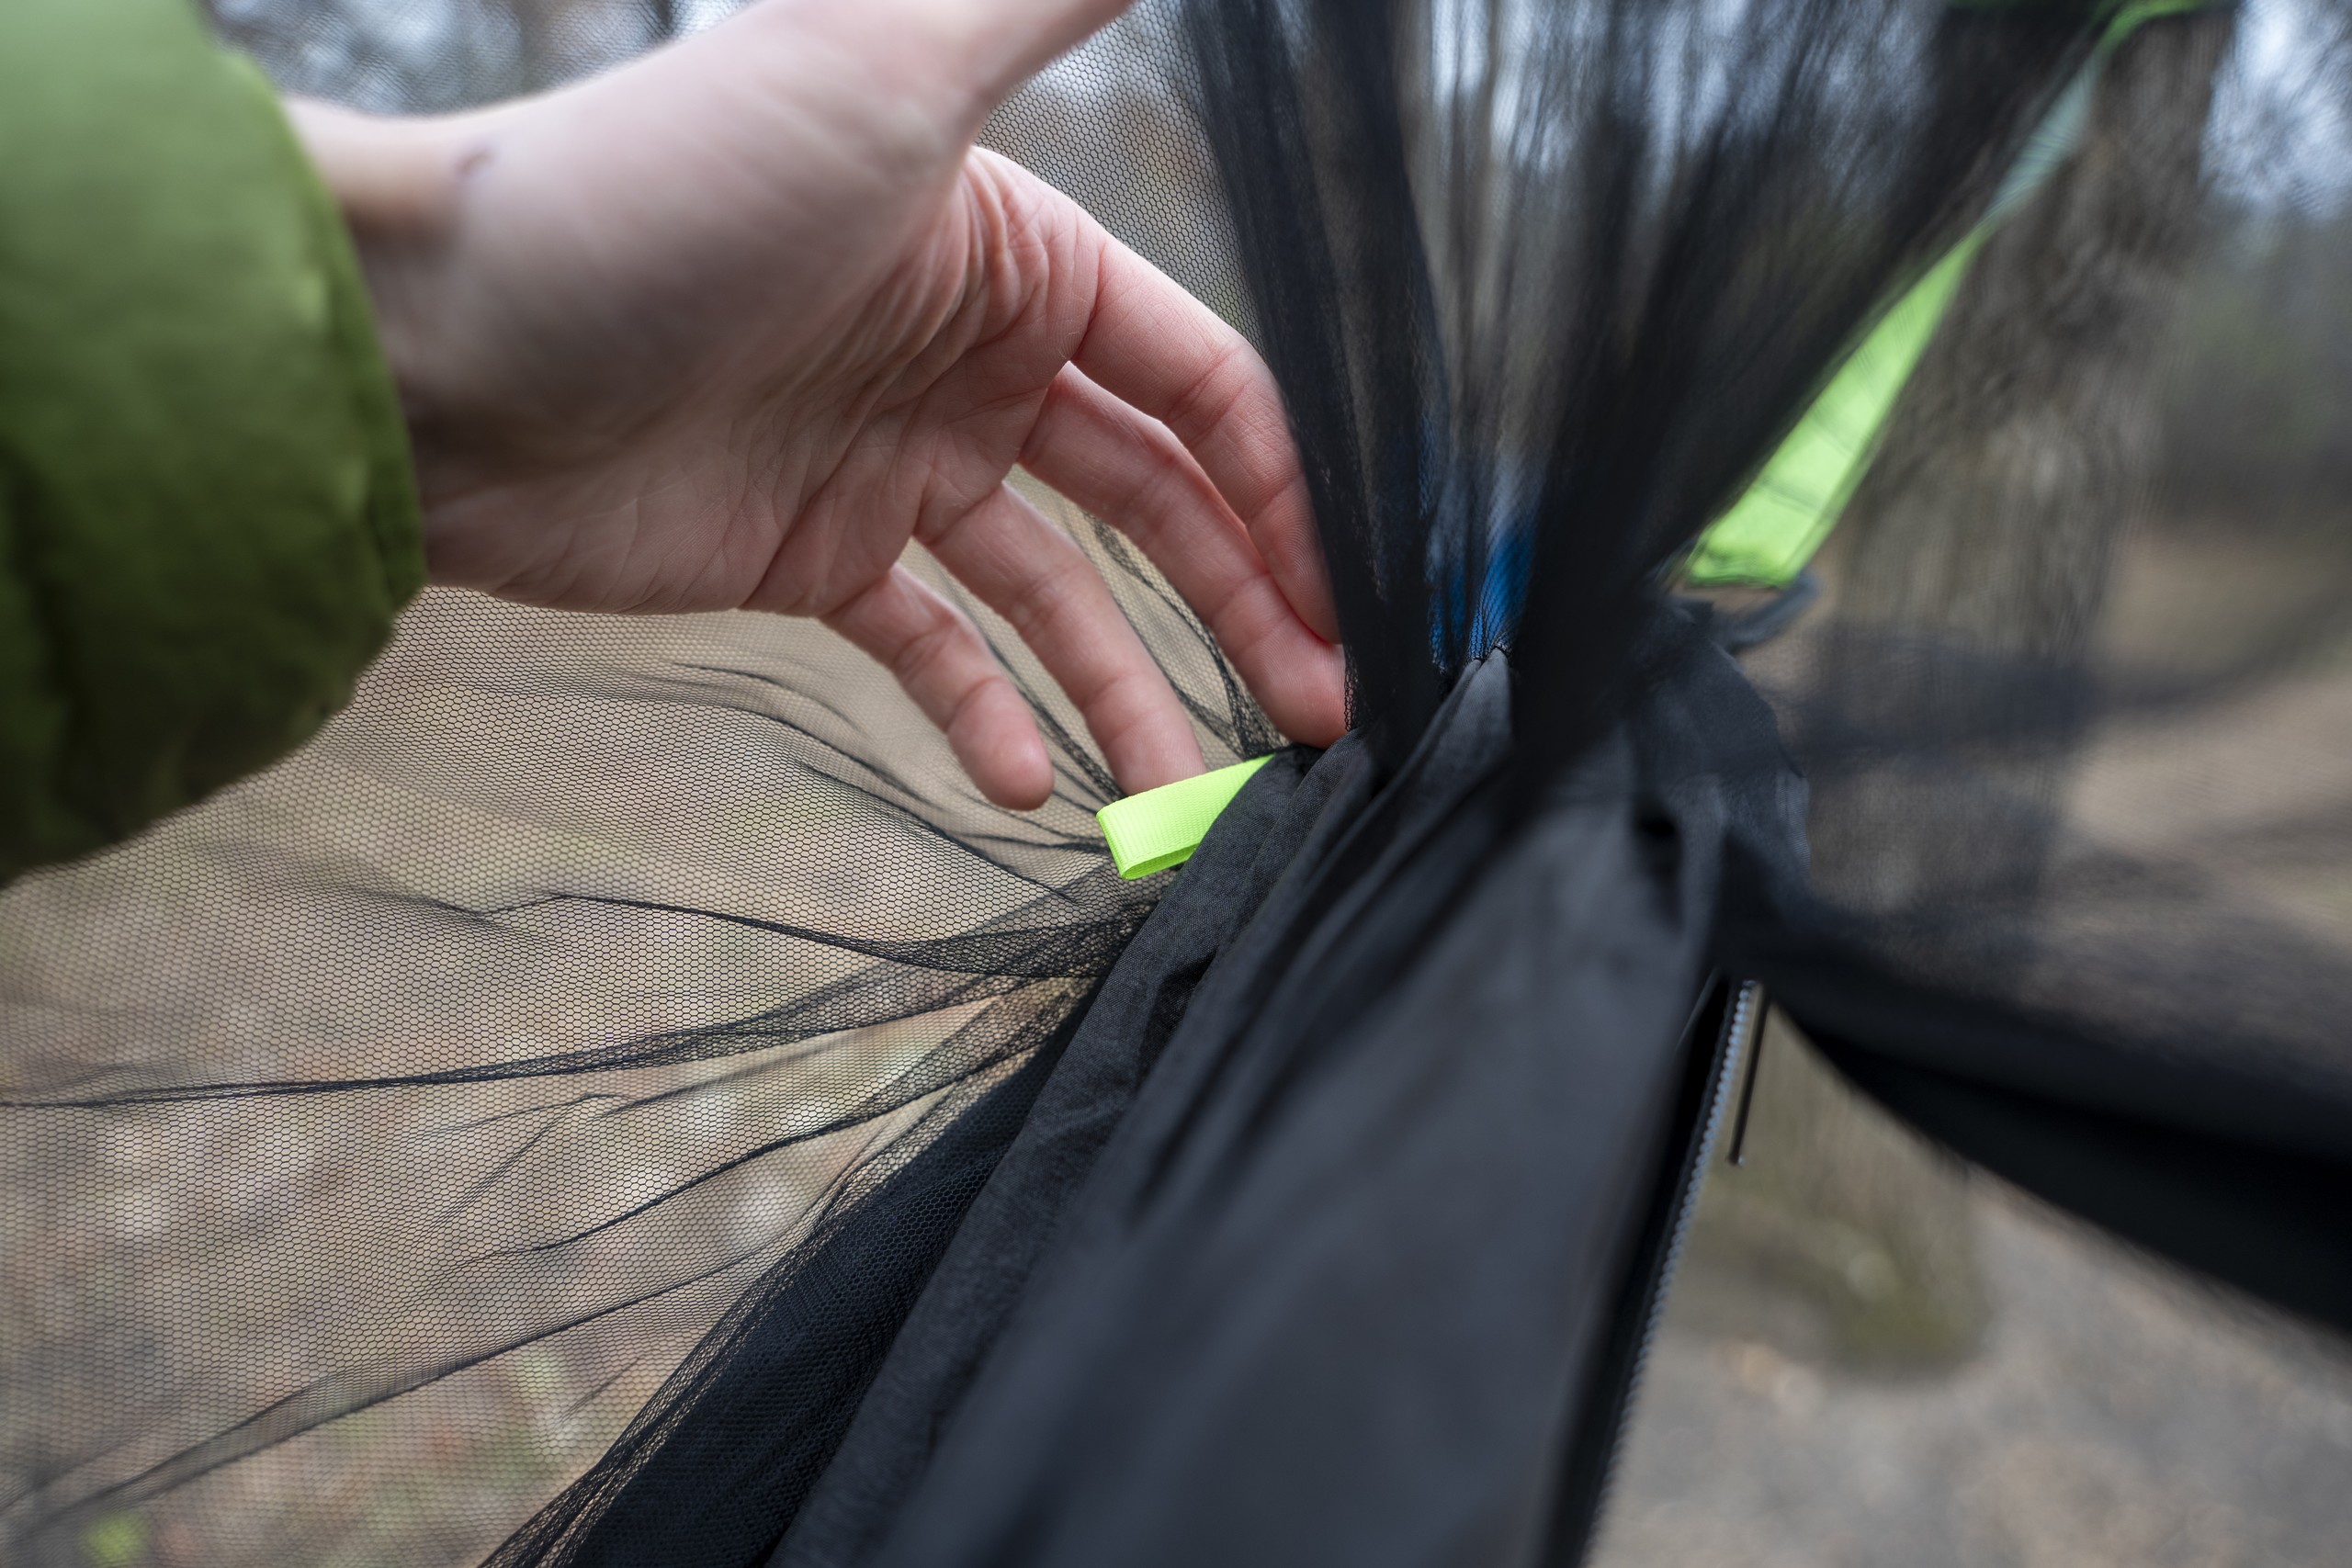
287;0;1345;809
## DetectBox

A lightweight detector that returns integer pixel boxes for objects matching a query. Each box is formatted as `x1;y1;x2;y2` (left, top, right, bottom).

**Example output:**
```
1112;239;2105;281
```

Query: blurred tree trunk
1694;13;2238;1368
1815;11;2238;922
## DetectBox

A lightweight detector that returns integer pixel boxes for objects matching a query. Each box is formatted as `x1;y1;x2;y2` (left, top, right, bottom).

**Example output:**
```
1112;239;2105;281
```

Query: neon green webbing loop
1097;754;1275;879
1684;235;1984;589
1684;0;2208;590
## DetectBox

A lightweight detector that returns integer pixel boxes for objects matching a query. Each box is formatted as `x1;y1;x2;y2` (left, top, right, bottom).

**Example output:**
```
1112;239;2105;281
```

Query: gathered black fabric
804;631;1808;1568
7;0;2352;1563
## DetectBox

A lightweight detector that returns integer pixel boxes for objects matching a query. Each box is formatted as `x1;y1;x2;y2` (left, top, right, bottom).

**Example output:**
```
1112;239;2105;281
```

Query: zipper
1544;976;1766;1565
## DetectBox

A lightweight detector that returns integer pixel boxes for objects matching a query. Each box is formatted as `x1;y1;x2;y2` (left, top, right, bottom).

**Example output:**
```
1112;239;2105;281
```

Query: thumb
719;0;1136;143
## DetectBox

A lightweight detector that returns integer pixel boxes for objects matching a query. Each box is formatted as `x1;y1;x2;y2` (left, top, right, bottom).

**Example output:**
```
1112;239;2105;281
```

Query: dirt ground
1591;1032;2352;1568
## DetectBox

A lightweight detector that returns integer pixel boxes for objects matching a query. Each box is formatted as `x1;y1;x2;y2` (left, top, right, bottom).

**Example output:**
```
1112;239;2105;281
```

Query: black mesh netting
6;0;2352;1564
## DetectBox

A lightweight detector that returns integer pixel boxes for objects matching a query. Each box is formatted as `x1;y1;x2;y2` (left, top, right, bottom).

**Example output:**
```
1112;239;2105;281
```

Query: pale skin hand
288;0;1346;809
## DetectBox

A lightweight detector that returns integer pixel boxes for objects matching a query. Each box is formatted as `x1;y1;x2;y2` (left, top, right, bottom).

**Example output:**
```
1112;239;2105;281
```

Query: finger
923;483;1207;793
1021;365;1346;747
822;565;1054;809
1070;236;1341;645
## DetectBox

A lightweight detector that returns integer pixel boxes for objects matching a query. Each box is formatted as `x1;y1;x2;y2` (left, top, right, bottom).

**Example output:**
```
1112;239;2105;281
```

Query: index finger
1070;239;1341;646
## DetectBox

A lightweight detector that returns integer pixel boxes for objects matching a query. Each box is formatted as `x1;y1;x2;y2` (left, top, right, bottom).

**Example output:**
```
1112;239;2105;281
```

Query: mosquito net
5;0;2349;1564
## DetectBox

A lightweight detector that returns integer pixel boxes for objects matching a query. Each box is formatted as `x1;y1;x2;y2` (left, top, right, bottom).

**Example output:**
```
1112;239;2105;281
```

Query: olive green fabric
0;0;423;881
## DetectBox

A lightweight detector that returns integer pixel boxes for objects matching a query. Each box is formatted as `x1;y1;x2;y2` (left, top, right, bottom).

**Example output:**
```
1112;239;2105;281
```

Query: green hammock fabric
0;0;422;882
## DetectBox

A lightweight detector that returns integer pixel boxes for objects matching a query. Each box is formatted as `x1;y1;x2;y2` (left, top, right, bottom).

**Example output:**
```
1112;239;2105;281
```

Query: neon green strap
1097;754;1274;879
1685;235;1985;588
1685;2;2194;589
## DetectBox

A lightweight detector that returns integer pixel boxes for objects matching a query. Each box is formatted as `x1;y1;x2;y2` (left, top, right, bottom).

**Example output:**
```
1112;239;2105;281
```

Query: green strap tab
1097;754;1274;879
1684;235;1984;588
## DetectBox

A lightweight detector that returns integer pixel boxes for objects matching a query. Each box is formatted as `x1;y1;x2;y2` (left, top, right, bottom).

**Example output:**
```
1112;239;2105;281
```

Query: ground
1594;1030;2352;1568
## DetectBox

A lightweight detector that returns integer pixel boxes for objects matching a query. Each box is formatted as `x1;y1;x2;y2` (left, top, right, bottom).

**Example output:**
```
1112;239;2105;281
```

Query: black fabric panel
1733;934;2352;1329
1816;1041;2352;1335
847;647;1804;1567
1539;976;1736;1568
483;1014;1078;1567
1751;952;2352;1172
496;750;1331;1568
771;746;1335;1567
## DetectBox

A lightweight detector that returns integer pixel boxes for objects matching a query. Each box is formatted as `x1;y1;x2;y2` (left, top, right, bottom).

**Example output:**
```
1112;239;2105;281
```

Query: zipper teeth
1660;980;1759;1303
1587;979;1763;1539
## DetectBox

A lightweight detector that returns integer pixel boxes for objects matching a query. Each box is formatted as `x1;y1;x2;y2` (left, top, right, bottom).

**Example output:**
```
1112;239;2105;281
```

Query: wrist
284;98;477;242
282;99;470;241
285;99;496;498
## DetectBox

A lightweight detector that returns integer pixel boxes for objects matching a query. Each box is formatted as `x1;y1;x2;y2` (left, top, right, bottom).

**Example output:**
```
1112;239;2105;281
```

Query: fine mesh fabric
5;1;2351;1565
1729;1;2352;1325
0;506;1266;1564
